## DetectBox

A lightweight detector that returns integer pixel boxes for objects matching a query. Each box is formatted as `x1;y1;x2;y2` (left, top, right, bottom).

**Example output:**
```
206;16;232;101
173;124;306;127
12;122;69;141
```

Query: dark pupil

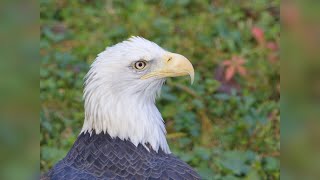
137;62;144;68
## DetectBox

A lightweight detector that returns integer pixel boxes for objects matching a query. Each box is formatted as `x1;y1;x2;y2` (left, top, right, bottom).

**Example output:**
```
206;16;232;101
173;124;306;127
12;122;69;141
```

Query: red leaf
222;60;232;66
267;41;278;51
225;66;235;81
251;26;265;45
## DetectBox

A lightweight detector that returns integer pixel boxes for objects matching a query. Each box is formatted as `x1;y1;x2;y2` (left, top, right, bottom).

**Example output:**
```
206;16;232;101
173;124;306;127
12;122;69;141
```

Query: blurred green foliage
40;0;280;179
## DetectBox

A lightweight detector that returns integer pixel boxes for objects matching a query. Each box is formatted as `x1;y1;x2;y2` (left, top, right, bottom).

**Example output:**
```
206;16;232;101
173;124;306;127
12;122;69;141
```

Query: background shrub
40;0;280;179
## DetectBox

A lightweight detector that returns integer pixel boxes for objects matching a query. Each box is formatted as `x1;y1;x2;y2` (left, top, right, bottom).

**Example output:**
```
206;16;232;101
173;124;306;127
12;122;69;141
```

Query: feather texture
42;132;201;180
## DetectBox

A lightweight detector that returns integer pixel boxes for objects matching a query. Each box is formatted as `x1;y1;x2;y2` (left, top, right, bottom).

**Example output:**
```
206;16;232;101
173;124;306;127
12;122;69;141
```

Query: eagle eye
133;60;147;70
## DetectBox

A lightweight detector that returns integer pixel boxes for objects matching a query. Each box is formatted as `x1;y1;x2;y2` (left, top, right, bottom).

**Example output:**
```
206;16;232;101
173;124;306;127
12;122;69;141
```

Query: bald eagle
42;37;201;179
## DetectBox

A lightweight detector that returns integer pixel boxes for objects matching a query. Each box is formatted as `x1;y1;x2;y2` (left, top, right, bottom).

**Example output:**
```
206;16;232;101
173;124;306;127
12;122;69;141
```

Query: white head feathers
81;37;170;153
81;37;194;154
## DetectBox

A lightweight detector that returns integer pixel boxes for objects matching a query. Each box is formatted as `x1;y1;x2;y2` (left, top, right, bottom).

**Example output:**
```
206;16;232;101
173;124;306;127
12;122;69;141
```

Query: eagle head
81;37;194;154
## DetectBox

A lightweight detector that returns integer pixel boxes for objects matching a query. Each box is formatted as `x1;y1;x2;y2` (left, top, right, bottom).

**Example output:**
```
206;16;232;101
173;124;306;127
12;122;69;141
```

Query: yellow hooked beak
141;52;194;84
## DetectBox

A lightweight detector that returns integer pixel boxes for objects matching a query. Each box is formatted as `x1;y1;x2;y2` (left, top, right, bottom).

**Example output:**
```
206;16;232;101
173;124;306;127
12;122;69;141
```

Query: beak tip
189;72;194;85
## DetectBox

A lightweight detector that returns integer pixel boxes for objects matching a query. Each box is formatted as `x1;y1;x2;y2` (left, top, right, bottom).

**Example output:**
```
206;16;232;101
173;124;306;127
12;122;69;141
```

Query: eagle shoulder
43;133;201;179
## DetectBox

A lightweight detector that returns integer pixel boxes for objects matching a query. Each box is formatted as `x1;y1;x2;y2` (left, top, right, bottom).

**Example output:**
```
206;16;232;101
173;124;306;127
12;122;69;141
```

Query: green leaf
263;157;280;172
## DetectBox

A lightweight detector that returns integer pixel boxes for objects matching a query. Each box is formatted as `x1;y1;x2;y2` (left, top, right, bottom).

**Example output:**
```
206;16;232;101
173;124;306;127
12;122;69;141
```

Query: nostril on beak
167;57;172;62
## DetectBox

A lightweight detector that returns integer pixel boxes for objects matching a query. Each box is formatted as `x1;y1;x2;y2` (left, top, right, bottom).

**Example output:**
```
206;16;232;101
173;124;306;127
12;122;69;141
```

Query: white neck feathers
80;49;170;154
